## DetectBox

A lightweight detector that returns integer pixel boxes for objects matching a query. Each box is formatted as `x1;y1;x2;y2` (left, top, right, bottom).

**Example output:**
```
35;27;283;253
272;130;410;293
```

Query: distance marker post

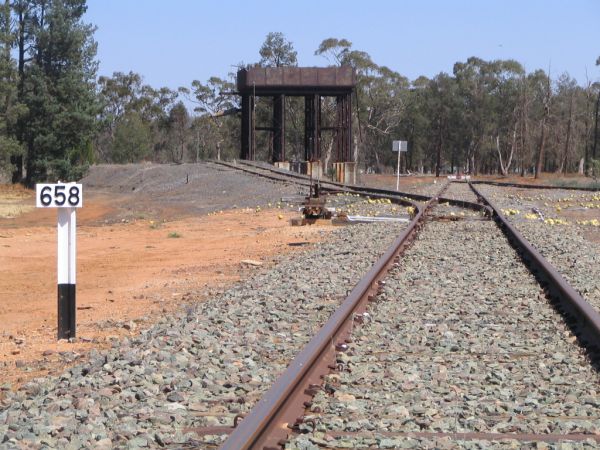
36;183;83;340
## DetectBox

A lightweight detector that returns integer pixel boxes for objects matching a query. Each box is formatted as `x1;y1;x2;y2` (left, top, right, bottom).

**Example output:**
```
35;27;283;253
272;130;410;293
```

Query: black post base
58;284;76;339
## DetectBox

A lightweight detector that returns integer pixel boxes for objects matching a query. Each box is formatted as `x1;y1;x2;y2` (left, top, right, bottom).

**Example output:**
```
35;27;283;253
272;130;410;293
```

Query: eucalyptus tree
552;74;580;174
110;111;151;163
314;37;352;65
400;76;430;173
360;66;409;171
333;45;385;169
314;38;353;170
525;69;552;177
96;71;146;156
423;72;459;176
259;32;297;68
166;101;189;163
179;77;237;161
257;32;301;160
96;71;177;163
592;56;600;173
487;60;525;175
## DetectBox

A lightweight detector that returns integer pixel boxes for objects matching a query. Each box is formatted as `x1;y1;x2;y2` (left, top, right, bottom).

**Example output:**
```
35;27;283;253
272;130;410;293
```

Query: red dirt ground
0;185;333;388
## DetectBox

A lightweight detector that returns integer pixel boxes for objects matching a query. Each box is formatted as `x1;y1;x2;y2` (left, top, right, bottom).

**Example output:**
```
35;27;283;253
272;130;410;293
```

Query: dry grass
0;184;35;218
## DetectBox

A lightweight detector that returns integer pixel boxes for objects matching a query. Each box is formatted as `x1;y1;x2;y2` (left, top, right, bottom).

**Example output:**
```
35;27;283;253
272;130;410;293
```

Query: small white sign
447;175;471;180
392;140;408;152
36;183;83;208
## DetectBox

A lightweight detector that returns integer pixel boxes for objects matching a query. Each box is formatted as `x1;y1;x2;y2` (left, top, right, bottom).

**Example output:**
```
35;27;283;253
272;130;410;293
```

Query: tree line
0;3;597;185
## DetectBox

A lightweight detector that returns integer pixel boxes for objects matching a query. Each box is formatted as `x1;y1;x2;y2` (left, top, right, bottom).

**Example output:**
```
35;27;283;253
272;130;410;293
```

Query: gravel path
0;201;408;449
476;184;600;313
286;204;600;449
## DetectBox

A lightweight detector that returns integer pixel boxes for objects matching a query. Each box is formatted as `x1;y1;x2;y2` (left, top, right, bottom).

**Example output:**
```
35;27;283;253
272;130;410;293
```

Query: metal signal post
36;183;83;339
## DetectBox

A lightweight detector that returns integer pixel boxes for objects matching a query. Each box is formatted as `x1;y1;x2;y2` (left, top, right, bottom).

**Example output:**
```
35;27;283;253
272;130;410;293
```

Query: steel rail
469;182;600;348
210;164;599;448
212;160;492;215
470;179;600;192
310;430;600;443
219;160;598;348
211;160;425;211
218;159;434;203
219;183;450;450
232;160;496;215
210;160;319;189
215;172;598;448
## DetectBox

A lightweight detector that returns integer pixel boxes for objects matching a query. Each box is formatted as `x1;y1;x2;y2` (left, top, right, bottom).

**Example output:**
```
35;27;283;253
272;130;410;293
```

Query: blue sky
86;0;600;92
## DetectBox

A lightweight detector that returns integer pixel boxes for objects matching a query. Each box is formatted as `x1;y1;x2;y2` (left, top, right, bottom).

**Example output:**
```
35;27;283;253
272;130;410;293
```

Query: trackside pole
392;140;408;191
396;146;401;191
57;207;76;339
36;182;82;340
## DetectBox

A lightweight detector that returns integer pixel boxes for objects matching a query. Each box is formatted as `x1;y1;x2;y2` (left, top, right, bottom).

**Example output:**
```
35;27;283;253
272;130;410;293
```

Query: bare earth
0;182;331;388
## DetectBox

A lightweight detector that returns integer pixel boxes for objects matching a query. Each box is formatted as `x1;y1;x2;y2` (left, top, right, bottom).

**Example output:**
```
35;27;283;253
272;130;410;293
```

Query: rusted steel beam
334;94;352;163
219;185;449;450
469;182;600;349
304;94;321;161
237;67;356;96
272;95;285;163
240;95;255;160
240;95;250;160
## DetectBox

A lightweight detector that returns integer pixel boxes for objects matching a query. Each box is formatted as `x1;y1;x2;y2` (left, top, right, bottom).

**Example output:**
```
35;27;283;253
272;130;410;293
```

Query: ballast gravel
0;201;407;449
397;180;444;198
286;207;600;449
475;185;600;312
429;182;482;219
442;182;479;203
81;162;310;220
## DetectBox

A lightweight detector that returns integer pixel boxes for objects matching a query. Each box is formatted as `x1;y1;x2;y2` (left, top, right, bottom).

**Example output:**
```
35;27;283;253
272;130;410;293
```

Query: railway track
211;160;433;204
213;165;600;449
0;164;424;449
473;183;600;317
2;162;598;449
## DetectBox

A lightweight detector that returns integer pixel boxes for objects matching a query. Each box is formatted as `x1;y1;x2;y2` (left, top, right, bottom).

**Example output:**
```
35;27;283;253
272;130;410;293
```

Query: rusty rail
469;182;600;348
215;172;599;448
470;179;600;192
213;160;494;214
219;184;449;450
213;159;434;203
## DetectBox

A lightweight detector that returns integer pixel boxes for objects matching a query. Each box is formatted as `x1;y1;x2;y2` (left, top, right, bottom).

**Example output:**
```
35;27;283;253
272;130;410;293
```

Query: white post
37;182;82;340
57;207;76;339
393;140;407;191
396;146;401;191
